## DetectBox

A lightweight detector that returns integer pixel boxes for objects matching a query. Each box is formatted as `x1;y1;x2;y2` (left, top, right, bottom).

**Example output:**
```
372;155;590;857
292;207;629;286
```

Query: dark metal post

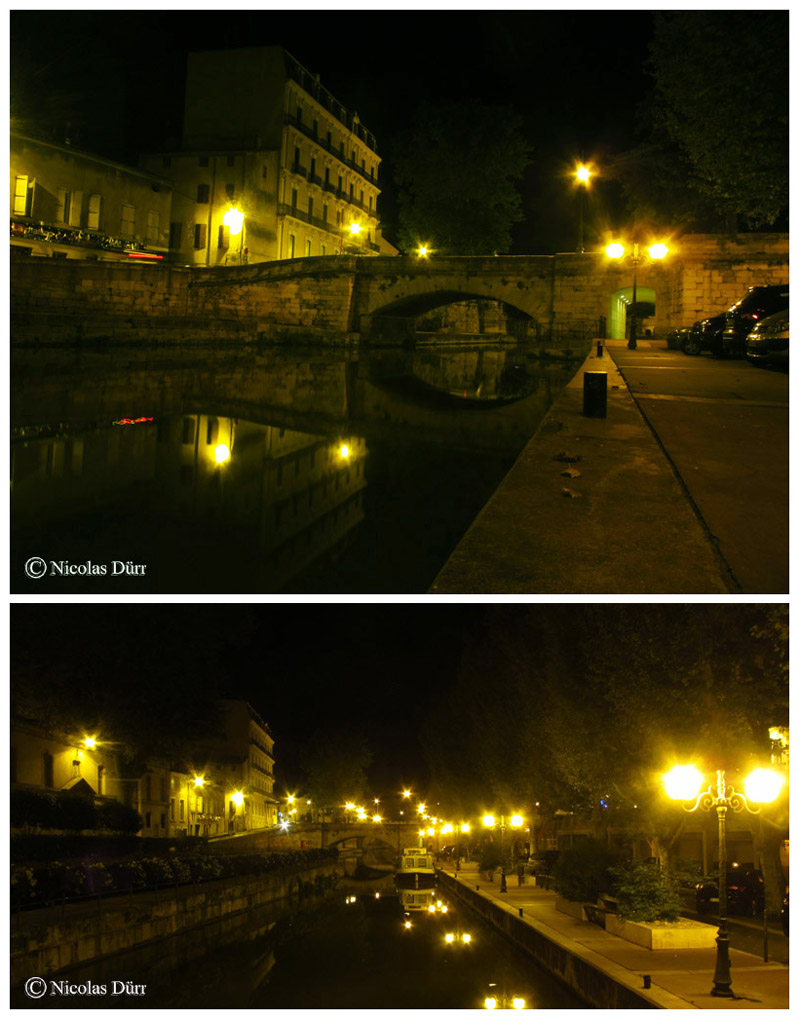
628;249;638;350
578;188;585;254
711;772;734;997
500;821;507;892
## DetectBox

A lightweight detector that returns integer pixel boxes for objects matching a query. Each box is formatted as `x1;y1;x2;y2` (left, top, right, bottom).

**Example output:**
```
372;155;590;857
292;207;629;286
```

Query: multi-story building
210;700;279;833
139;47;390;265
10;132;173;262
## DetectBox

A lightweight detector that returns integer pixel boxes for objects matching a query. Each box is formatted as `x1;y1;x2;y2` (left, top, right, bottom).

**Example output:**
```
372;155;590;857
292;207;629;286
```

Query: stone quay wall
10;859;339;987
10;235;788;347
437;871;655;1010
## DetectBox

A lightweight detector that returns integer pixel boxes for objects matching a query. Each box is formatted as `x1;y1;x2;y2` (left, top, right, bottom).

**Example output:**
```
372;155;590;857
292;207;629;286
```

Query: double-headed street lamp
605;240;668;349
664;764;783;998
482;813;524;893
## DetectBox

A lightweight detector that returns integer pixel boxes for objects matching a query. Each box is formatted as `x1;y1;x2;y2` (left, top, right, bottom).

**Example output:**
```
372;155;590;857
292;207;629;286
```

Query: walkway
438;862;789;1010
429;339;787;595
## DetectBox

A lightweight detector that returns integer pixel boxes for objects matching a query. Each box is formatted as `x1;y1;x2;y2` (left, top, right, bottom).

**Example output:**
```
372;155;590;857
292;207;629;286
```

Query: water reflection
10;343;582;593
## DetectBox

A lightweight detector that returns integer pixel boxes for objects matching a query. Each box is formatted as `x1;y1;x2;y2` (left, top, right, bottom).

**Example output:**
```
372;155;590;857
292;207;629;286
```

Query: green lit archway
607;286;656;341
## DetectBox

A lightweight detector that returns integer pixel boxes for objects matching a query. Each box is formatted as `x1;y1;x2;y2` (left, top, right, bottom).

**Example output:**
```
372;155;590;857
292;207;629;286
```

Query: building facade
10;132;172;262
139;47;388;265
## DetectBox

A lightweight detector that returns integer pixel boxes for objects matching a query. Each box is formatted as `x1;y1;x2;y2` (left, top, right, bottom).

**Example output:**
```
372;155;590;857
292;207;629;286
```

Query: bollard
583;372;607;418
643;975;651;990
596;340;603;357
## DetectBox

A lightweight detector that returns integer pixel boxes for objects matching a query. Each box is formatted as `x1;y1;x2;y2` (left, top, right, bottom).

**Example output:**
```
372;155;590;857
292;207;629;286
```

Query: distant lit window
120;203;135;237
56;188;71;224
146;210;160;244
13;175;29;216
87;194;102;230
197;183;209;203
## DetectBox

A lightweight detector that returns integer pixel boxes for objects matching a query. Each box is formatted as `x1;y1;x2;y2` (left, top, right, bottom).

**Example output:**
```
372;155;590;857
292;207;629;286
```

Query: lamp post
605;240;668;349
482;813;524;893
664;765;783;998
574;165;592;253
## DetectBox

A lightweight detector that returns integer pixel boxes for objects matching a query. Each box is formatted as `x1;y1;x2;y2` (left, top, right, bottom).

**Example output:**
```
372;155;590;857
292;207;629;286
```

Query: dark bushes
553;838;626;903
11;788;141;834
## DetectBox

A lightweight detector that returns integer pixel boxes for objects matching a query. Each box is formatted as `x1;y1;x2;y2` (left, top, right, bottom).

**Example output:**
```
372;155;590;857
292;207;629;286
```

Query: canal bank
429;339;733;595
10;860;340;989
437;863;789;1009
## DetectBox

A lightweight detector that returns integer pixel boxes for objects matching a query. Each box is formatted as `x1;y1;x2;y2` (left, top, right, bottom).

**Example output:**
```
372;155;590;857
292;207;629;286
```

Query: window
218;224;230;248
296;105;302;124
193;223;207;249
197;183;210;203
349;183;354;201
291;188;298;211
160;813;166;829
369;195;373;212
308;197;314;219
87;194;102;230
169;222;182;249
312;119;318;138
43;752;54;788
182;417;196;444
56;188;71;224
170;798;175;820
310;158;316;180
326;130;332;148
324;167;330;187
322;204;328;223
293;146;300;168
145;811;152;828
305;239;311;257
360;189;364;205
337;174;343;195
13;175;29;216
206;418;218;444
179;799;185;820
321;244;326;256
146;210;160;244
121;203;135;236
288;234;295;258
225;183;235;200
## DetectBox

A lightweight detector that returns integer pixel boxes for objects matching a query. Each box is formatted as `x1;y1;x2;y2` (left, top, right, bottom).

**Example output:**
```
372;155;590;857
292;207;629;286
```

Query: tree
299;728;373;814
630;12;788;230
393;102;533;254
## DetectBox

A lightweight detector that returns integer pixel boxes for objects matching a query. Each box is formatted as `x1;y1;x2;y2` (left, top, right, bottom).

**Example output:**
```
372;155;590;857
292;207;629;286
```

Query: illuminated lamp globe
214;443;231;464
648;243;669;260
482;815;496;828
510;814;524;828
744;768;783;803
222;207;244;235
664;765;703;801
605;242;625;259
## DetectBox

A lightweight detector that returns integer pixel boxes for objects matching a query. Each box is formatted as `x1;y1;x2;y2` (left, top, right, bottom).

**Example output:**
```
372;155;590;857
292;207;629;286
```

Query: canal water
10;341;581;594
11;875;588;1009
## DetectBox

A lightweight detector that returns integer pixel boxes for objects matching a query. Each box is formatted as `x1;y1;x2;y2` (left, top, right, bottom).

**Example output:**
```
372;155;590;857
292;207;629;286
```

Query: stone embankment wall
11;860;339;987
437;872;654;1010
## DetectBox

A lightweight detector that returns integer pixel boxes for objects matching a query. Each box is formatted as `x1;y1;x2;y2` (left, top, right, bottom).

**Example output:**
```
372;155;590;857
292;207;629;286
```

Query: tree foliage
393;101;533;254
620;12;788;230
299;728;373;810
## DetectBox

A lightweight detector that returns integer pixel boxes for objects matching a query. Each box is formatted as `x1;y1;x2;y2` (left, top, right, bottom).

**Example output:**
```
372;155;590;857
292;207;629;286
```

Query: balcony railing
284;114;379;184
10;217;164;257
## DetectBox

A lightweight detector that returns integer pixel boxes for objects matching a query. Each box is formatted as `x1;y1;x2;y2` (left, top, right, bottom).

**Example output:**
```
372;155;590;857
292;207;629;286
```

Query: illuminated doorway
607;286;656;340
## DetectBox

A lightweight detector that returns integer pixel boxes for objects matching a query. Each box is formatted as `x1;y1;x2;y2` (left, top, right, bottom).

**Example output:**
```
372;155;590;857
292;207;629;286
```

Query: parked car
781;889;789;936
666;326;692;350
682;314;725;356
721;284;789;357
745;310;789;369
696;864;765;916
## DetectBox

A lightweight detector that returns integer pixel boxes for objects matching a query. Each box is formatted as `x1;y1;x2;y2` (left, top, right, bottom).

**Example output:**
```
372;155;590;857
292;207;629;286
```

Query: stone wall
11;860;339;987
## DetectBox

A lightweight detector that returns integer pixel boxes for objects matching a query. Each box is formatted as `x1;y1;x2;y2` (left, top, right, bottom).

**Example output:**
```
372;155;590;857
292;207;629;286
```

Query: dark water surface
11;877;587;1009
11;343;579;594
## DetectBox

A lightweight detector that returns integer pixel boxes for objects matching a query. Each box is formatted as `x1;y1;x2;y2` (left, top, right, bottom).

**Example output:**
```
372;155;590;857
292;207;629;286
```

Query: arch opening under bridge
607;285;657;341
368;290;537;344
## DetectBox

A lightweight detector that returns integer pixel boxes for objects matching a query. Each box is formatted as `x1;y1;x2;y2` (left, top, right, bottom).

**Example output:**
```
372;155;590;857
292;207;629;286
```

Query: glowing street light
223;207;244;235
231;791;244;808
214;443;231;464
574;164;593;252
482;813;524;892
664;764;783;997
605;240;669;349
193;775;205;788
82;736;97;750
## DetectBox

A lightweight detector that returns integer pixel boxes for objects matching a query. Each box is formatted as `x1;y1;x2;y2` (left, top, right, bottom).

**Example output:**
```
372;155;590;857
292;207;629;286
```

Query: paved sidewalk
438;862;789;1010
429;340;733;594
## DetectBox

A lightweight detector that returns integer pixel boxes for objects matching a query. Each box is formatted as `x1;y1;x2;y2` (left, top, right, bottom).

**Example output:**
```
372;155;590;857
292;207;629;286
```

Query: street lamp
574;164;592;253
664;764;783;998
605;240;669;349
223;206;245;264
482;813;524;893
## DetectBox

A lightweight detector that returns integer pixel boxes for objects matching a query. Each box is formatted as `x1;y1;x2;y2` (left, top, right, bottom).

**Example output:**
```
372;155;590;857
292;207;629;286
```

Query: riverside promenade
437;860;789;1010
430;338;788;595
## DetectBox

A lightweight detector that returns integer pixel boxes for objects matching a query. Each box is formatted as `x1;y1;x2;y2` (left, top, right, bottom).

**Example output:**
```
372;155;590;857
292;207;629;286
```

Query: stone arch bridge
184;233;787;343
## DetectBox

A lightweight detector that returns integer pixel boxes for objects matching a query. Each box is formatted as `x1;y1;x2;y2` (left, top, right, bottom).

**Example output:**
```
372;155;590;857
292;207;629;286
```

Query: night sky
10;9;655;252
10;605;485;800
